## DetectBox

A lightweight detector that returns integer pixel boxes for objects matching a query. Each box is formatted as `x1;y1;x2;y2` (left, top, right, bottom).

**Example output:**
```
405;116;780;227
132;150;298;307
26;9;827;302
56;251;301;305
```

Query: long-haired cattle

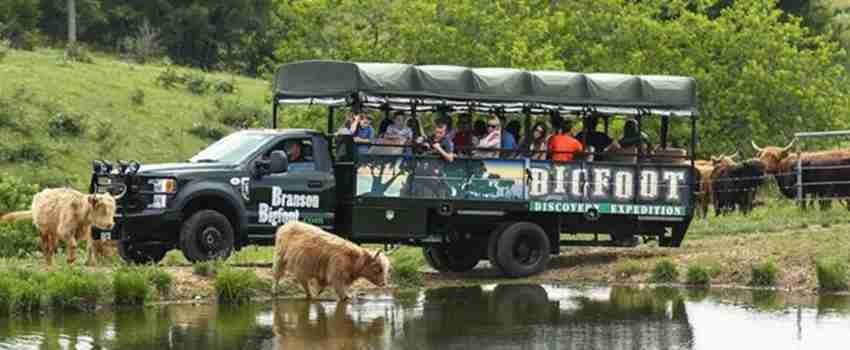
1;188;117;266
272;221;390;301
712;159;765;215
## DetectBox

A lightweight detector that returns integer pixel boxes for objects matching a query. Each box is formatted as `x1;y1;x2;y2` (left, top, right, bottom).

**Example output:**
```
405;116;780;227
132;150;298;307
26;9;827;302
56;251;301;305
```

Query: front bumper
93;209;181;242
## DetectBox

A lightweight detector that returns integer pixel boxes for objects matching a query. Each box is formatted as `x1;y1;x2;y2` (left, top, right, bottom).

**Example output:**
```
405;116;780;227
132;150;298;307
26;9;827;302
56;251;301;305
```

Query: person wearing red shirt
548;119;583;162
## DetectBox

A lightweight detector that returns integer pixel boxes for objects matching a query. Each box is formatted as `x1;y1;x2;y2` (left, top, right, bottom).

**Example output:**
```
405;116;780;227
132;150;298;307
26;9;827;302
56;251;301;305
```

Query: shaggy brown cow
272;221;390;301
0;188;117;266
692;153;738;218
752;139;850;174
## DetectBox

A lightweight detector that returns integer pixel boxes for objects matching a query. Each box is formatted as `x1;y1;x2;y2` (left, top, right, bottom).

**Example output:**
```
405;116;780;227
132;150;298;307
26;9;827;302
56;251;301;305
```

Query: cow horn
782;138;796;152
751;140;763;152
731;150;741;159
373;250;382;259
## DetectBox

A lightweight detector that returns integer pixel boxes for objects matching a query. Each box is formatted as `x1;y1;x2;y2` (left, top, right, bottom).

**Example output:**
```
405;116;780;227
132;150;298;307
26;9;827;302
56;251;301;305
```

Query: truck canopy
273;61;698;117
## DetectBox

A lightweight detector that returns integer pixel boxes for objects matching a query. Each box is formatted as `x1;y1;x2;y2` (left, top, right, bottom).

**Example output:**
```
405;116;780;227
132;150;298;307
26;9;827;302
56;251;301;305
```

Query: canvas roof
273;60;698;116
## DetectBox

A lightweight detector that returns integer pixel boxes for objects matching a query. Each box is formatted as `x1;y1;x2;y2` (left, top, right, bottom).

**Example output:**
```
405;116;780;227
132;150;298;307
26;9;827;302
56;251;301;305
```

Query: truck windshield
190;133;273;164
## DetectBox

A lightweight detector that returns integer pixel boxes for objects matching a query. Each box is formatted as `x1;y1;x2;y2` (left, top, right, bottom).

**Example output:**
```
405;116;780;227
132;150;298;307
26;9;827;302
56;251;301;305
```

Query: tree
67;0;75;44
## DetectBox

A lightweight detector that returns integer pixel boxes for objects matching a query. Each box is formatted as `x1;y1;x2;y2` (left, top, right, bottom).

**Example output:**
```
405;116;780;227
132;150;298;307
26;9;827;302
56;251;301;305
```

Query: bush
185;73;211;95
613;259;643;279
213;79;236;94
16;278;44;313
156;66;183;89
816;257;849;291
0;173;38;211
113;268;151;305
120;21;162;64
750;260;779;287
0;274;15;314
48;112;85;137
193;260;219;277
64;42;93;64
389;247;423;288
0;142;47;163
212;98;269;129
215;267;262;303
46;268;103;310
162;250;188;266
130;88;145;106
146;267;173;297
686;265;711;286
0;223;39;258
651;260;678;283
188;123;228;141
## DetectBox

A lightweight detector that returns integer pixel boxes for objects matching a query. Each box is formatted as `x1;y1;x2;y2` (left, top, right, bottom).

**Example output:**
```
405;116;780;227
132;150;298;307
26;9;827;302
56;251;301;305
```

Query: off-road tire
487;223;511;273
424;245;480;273
179;210;235;263
117;240;168;264
493;222;550;278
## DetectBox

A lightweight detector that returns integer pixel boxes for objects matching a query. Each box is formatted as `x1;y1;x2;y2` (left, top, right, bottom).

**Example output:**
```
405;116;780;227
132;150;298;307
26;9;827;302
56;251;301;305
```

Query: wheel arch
175;184;246;244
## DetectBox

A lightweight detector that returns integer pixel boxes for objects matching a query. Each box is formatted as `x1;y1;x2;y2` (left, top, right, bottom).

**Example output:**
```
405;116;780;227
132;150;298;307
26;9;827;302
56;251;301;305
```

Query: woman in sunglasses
521;122;550;160
475;117;502;158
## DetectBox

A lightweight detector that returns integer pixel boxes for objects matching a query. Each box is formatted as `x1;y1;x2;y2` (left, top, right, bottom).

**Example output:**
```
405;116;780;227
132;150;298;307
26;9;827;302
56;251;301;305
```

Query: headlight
149;178;177;193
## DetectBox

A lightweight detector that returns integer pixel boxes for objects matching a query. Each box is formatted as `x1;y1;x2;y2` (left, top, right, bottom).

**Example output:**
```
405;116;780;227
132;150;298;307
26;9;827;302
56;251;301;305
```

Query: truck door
244;136;336;240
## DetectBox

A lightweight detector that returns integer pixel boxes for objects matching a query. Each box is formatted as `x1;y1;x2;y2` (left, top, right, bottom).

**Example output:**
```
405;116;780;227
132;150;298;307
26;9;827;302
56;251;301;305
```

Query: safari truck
91;61;700;277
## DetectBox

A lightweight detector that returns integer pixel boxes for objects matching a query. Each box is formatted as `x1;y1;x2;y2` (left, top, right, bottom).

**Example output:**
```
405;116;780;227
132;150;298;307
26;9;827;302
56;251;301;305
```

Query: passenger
473;119;487;142
605;119;650;155
420;117;455;162
335;113;356;135
378;114;392;137
452;114;475;155
407;116;422;140
501;118;518;152
383;111;413;145
575;114;612;157
548;119;583;162
475;117;502;158
520;122;549;160
352;113;375;154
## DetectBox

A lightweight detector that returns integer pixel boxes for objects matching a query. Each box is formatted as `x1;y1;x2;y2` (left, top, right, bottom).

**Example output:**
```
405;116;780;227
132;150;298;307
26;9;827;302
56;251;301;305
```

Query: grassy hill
0;48;273;189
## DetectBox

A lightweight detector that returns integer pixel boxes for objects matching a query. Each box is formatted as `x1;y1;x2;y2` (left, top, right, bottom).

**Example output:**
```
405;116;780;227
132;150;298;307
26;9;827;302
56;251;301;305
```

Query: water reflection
1;285;850;349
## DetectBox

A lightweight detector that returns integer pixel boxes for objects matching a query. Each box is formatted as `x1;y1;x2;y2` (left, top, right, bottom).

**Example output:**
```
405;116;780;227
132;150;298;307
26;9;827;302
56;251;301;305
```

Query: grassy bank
0;48;270;188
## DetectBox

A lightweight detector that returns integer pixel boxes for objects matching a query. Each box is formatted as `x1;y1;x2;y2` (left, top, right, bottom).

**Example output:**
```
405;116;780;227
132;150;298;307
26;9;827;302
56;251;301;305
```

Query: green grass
689;188;850;240
0;48;270;189
215;267;264;303
113;267;151;305
651;260;679;283
389;247;425;288
750;260;779;287
816;257;849;291
686;265;711;286
613;258;644;279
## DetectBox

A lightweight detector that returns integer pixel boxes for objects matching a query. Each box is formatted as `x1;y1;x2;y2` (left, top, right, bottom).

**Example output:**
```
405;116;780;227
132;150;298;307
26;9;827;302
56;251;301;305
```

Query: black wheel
422;246;448;272
179;210;235;263
117;240;168;264
487;223;511;273
493;222;550;278
426;245;480;273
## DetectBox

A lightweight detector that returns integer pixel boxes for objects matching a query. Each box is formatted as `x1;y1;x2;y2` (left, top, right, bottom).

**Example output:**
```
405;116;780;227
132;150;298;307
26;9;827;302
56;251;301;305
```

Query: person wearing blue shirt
285;141;315;172
352;114;374;154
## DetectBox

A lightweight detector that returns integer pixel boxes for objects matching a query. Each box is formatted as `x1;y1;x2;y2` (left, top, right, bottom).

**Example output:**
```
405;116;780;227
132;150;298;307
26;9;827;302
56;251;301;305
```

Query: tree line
2;0;850;155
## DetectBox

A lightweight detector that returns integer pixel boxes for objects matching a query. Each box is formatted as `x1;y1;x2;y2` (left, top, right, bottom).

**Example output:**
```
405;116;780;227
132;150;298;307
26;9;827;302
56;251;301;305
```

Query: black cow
712;159;766;215
775;158;850;210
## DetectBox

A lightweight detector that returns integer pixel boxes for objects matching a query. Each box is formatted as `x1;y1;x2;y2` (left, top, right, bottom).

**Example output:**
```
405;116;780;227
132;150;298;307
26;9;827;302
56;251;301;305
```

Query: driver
285;141;314;172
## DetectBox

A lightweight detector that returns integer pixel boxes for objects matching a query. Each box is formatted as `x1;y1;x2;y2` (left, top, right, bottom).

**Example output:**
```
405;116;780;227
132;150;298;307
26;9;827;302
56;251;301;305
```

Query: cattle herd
694;139;850;217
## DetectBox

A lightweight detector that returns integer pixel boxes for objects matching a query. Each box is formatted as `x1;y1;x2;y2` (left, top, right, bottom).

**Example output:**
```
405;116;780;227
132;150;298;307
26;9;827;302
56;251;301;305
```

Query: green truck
91;61;699;277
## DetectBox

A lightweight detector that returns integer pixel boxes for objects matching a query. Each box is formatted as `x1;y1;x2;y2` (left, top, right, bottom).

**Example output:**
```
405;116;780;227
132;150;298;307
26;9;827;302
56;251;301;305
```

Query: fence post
796;138;802;205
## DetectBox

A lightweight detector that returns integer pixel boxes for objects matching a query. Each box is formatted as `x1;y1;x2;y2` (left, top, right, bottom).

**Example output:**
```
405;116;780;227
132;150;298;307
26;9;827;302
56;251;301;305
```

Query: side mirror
268;150;289;174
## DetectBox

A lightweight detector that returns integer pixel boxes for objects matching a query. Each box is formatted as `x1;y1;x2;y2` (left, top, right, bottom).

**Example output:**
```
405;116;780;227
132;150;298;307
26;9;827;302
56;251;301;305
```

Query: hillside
0;48;273;189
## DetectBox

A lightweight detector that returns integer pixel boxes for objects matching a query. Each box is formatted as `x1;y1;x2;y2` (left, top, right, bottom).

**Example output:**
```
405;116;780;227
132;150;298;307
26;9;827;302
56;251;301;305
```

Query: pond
1;284;849;349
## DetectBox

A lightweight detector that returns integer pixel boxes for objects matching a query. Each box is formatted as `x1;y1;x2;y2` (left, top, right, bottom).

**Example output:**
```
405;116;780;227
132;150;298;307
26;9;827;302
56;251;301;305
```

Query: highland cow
0;188;117;266
272;221;390;301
